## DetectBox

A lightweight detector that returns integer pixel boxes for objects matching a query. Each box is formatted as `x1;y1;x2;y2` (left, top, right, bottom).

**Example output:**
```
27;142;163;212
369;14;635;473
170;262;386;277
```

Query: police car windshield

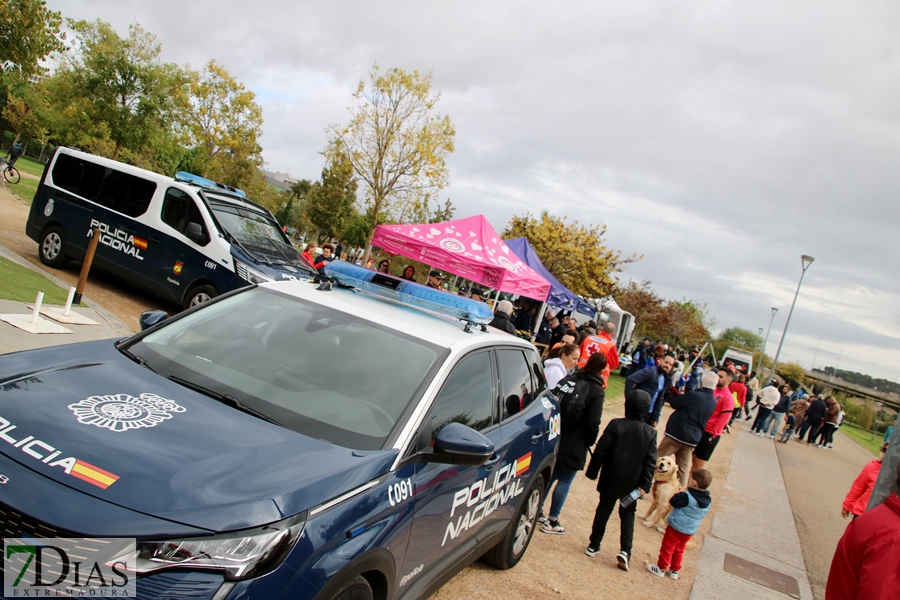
207;200;299;265
129;288;441;450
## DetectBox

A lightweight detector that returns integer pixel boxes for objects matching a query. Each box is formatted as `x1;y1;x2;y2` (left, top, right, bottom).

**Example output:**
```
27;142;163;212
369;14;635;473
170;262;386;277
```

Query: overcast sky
49;0;900;381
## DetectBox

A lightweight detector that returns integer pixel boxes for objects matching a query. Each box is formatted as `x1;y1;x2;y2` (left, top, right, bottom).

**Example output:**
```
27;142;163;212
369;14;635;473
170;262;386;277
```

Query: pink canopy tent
371;215;551;301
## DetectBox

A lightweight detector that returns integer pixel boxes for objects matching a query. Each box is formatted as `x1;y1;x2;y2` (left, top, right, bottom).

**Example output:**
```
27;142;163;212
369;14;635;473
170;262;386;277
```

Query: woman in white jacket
544;343;581;389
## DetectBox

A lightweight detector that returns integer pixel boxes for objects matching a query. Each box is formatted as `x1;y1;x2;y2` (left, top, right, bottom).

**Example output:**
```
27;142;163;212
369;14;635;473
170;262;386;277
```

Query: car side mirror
419;422;494;466
186;222;208;245
140;310;168;331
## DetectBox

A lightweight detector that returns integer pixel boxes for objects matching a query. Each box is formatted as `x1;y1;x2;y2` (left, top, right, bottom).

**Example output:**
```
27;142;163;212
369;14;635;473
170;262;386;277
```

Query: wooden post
73;227;100;305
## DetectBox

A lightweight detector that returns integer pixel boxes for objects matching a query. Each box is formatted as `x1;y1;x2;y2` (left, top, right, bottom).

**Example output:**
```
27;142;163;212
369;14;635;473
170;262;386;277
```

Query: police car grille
236;261;249;280
0;502;112;576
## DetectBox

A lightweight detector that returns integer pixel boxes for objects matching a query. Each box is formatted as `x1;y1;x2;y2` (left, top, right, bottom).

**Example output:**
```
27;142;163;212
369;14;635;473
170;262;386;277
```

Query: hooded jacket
625;365;666;423
543;358;568;390
826;493;900;600
555;371;605;471
488;312;517;335
664;387;717;447
585;390;657;498
667;488;712;535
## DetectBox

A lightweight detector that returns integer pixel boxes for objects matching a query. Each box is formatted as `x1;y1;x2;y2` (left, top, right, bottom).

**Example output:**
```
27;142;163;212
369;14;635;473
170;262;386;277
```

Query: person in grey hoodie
543;343;580;389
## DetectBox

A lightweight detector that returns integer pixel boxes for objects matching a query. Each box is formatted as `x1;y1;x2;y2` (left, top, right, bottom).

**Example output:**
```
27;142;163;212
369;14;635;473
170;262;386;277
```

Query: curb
0;241;134;338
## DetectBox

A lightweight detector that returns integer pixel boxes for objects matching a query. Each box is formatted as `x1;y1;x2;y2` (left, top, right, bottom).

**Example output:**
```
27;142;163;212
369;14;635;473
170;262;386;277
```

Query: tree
326;64;455;263
177;60;264;189
430;198;455;223
667;299;711;347
776;362;806;388
60;20;184;160
503;211;639;298
306;149;358;242
1;85;48;143
0;0;65;80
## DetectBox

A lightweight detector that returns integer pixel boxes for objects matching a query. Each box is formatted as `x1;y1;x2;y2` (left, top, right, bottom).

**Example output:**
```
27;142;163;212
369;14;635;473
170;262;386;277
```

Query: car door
496;347;550;520
399;349;504;590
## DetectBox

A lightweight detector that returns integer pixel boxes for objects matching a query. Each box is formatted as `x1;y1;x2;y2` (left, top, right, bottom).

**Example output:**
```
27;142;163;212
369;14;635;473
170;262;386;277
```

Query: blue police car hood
0;341;397;533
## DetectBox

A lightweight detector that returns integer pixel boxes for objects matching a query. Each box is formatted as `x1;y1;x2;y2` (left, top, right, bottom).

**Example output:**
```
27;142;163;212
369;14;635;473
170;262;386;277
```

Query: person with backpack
539;352;607;535
583;389;658;571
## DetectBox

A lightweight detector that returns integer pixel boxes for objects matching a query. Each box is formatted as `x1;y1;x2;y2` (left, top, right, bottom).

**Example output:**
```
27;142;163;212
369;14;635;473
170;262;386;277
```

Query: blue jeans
763;411;785;436
779;428;794;442
544;465;578;521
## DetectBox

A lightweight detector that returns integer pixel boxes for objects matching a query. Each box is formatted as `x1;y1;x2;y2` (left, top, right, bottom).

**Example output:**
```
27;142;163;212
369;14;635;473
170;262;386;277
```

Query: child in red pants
646;469;713;580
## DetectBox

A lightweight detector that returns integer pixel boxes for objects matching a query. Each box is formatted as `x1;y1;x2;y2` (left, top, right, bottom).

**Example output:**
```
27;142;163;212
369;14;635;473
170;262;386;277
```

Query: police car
0;262;560;599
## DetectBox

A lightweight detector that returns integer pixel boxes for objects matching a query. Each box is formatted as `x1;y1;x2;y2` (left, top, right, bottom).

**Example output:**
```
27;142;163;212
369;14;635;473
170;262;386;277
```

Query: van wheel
39;226;68;268
483;474;544;570
329;576;373;600
183;284;218;310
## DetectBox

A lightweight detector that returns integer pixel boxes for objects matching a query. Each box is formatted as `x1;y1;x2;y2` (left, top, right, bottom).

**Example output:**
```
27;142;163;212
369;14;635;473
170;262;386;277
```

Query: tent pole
494;289;501;309
533;302;548;340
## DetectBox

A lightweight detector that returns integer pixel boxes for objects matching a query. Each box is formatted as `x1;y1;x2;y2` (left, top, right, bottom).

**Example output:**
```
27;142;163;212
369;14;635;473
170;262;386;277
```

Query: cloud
48;0;900;379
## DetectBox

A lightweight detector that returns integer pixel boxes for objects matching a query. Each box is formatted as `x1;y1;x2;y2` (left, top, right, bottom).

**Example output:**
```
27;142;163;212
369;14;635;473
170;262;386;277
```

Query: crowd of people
299;242;897;590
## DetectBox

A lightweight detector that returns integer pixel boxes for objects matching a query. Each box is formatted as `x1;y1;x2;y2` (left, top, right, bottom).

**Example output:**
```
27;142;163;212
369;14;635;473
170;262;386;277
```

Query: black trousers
806;418;823;443
589;493;637;554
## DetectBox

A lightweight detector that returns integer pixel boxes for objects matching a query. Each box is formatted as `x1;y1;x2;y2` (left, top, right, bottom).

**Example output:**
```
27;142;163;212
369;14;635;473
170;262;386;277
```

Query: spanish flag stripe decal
72;460;119;488
133;237;148;249
516;452;532;476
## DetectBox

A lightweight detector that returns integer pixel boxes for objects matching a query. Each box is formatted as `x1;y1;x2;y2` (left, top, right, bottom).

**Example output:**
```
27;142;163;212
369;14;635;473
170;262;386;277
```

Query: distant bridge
803;371;900;410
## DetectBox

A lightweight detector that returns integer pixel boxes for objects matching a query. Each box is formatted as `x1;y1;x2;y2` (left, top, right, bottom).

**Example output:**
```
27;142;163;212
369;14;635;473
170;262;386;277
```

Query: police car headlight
235;260;273;284
125;522;304;581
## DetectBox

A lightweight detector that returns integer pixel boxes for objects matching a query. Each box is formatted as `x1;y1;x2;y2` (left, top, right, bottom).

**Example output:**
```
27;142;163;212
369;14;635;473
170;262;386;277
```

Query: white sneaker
669;570;680;580
617;551;630;571
541;521;566;535
646;563;665;578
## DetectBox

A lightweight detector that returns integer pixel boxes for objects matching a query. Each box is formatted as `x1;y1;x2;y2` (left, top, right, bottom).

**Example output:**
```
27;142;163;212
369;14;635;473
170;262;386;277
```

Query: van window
95;170;157;217
162;188;207;240
51;154;105;201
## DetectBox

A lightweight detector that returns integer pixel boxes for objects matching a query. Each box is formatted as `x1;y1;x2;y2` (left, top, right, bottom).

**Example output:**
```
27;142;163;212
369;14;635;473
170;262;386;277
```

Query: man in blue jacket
657;371;718;488
625;355;675;427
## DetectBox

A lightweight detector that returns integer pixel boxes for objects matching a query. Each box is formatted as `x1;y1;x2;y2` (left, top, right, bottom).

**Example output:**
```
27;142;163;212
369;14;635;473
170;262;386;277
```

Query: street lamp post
835;340;845;375
759;307;779;382
768;255;815;386
811;336;822;371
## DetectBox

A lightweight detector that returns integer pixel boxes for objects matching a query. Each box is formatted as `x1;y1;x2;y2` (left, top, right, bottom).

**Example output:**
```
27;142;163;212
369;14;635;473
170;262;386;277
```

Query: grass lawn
839;422;883;456
607;372;626;402
13;155;45;178
8;176;39;205
0;258;71;304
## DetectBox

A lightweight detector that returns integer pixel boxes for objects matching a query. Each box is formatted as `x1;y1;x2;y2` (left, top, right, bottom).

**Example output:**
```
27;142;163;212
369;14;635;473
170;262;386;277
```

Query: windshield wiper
120;347;155;372
167;375;284;427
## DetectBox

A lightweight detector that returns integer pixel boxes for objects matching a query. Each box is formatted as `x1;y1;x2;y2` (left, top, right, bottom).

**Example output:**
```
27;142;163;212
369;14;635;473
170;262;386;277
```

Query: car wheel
329;575;373;600
39;226;68;268
483;474;544;569
183;284;218;310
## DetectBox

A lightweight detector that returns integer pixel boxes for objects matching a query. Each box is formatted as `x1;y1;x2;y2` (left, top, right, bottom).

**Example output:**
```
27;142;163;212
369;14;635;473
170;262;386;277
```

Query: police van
0;262;560;600
26;147;315;309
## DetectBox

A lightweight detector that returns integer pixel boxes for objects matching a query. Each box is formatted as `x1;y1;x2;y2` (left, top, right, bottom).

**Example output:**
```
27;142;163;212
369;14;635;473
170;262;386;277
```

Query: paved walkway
691;425;814;599
0;242;132;354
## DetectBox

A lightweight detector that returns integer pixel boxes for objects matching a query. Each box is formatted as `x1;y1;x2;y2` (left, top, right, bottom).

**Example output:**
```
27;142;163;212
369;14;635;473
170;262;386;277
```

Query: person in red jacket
841;443;888;519
577;322;620;388
826;463;900;599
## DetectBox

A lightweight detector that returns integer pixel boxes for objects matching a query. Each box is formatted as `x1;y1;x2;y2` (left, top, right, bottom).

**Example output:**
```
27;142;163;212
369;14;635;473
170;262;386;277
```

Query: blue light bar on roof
324;261;494;325
175;171;247;198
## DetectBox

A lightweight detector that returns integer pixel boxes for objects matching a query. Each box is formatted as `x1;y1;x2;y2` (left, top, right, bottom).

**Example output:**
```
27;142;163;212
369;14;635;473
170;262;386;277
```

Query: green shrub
843;402;863;425
859;404;875;431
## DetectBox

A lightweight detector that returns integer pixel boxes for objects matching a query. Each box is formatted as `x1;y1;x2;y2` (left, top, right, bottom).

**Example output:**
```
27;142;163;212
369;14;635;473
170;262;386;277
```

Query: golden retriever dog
642;455;680;530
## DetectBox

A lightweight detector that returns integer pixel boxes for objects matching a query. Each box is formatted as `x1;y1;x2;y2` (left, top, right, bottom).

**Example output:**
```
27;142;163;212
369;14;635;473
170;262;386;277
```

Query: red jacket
577;332;620;388
826;493;900;600
842;459;882;517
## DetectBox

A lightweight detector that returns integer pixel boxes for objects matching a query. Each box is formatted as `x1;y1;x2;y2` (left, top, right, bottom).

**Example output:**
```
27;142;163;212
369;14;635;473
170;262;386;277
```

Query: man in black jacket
488;300;517;335
625;355;675;427
658;371;718;489
584;390;658;571
803;394;828;444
